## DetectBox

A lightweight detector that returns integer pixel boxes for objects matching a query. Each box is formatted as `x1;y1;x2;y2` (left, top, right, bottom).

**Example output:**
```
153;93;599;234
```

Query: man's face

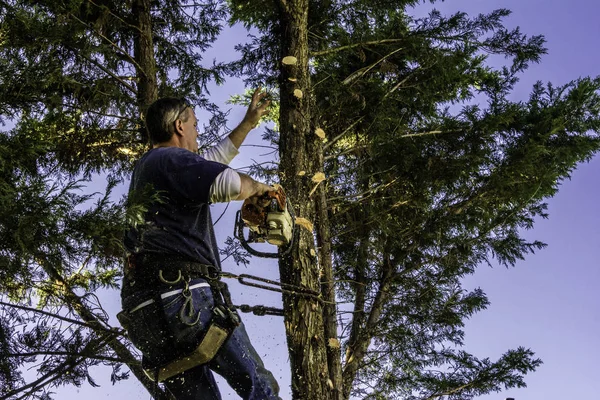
179;108;199;153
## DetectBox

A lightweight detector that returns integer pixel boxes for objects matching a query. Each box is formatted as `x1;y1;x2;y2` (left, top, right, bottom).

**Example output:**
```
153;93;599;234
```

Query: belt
129;282;211;313
127;255;220;284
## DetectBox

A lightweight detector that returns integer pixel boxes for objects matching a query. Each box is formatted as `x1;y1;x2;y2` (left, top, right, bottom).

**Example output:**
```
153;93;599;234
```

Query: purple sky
54;1;599;399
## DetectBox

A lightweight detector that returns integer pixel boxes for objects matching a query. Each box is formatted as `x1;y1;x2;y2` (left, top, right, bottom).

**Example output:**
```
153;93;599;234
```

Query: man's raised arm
228;88;271;149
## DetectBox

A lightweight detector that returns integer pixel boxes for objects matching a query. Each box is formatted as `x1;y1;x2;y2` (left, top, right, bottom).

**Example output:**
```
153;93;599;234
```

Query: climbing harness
119;256;241;383
119;260;325;383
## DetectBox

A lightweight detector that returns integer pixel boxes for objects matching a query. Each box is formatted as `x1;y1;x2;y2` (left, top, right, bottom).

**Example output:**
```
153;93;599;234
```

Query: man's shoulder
141;147;204;166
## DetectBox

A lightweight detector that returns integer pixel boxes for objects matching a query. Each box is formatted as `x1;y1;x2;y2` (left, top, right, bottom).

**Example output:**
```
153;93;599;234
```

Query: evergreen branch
342;253;396;397
341;46;406;86
87;0;142;34
3;330;115;400
152;35;222;76
382;74;413;100
323;116;365;150
324;143;368;161
0;300;122;336
399;129;463;139
74;50;137;94
64;104;138;121
240;144;278;150
68;13;146;77
311;39;405;58
2;358;75;400
33;254;164;398
421;380;477;400
4;351;122;363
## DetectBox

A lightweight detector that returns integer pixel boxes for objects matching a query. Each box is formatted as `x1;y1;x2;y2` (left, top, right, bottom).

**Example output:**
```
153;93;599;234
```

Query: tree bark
132;0;158;143
315;158;343;400
277;1;333;399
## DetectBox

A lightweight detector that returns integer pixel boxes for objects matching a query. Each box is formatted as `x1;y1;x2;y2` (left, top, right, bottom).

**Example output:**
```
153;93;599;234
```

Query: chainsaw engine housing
234;187;296;257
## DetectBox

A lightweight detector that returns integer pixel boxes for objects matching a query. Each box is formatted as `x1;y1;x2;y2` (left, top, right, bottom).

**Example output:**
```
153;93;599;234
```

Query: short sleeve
209;169;242;203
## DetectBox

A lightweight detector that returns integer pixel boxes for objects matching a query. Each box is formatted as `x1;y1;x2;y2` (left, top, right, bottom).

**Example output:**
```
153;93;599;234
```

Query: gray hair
144;97;191;145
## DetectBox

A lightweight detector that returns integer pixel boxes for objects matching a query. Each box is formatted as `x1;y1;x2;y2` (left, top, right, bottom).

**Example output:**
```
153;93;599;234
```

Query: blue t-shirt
124;147;229;270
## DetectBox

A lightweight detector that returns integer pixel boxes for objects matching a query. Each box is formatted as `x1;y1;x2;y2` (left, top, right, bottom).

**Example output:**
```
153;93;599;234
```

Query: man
120;89;281;400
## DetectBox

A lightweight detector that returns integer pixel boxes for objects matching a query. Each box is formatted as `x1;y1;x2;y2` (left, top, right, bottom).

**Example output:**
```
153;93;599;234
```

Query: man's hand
228;88;271;149
242;88;271;129
237;172;276;203
247;192;273;208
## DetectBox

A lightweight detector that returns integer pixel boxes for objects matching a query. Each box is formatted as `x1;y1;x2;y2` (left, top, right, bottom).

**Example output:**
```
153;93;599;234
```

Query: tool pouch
144;304;240;382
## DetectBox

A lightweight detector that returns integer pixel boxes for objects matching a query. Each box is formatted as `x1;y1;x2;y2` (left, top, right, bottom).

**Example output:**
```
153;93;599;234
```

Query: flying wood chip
282;56;297;65
293;89;303;99
328;338;341;349
295;217;313;232
298;171;306;176
311;172;326;183
315;128;326;139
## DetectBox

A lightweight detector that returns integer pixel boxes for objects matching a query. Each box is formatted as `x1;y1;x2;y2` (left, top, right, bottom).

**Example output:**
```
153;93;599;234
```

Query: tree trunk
132;0;158;144
277;1;333;399
341;256;395;400
315;156;343;400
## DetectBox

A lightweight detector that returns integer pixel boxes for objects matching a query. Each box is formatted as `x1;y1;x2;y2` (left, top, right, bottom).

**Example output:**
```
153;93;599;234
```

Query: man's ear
173;118;184;137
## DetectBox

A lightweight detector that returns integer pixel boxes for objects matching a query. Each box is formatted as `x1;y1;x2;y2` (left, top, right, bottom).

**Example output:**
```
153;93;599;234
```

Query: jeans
121;278;281;400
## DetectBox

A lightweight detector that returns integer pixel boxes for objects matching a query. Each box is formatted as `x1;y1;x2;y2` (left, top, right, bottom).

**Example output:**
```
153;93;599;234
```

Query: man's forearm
236;172;272;200
228;121;256;149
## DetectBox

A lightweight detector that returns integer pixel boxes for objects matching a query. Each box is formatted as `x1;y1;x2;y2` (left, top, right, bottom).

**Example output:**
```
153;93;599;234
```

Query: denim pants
121;278;281;400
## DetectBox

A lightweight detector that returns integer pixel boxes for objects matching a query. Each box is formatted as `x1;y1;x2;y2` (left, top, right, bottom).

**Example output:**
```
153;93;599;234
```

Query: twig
311;39;405;58
0;301;123;336
68;13;146;76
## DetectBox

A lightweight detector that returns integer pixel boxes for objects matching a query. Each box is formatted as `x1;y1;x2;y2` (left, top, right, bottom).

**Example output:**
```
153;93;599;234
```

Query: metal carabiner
159;269;182;284
179;276;200;326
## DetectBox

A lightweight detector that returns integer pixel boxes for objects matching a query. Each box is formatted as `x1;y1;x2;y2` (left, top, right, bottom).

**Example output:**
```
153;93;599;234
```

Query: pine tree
228;1;600;399
0;0;226;397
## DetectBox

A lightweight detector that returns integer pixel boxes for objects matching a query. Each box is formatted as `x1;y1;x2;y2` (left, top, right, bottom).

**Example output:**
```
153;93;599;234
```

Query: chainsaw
233;186;297;258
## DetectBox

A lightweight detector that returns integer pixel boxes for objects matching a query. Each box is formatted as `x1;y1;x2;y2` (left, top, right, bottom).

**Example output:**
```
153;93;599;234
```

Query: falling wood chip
295;217;313;232
328;338;340;349
282;56;297;65
298;170;306;176
293;89;303;99
308;182;322;197
315;128;326;139
310;248;316;257
311;172;326;183
345;348;355;364
327;379;334;389
288;77;297;82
